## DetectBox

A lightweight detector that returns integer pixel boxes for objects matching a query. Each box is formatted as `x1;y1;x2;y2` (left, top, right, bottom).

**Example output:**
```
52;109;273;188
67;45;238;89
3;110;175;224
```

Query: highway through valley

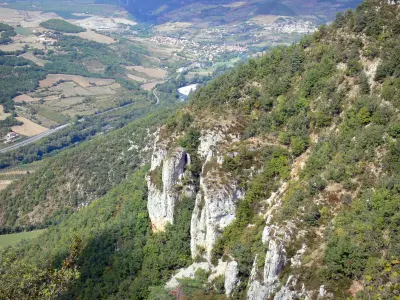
0;124;70;154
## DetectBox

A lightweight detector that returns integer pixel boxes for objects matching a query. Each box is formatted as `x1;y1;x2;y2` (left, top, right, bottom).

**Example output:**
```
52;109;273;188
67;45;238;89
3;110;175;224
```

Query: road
153;88;160;105
0;95;158;154
0;124;70;154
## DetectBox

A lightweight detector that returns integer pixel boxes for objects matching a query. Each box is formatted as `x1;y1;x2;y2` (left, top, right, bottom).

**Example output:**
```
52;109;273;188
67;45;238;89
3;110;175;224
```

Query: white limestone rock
318;285;327;298
197;130;225;159
165;262;210;289
190;175;244;260
264;240;287;284
224;261;240;296
274;276;301;300
247;255;269;300
291;243;306;268
247;227;288;300
147;147;189;231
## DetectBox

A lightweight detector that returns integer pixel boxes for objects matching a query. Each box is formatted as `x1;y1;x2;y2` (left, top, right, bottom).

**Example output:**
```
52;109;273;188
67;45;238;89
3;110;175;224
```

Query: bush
290;136;307;156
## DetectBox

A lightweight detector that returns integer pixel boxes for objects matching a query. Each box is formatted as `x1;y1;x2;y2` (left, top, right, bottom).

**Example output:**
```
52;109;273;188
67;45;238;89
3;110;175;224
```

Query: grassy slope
0;230;46;248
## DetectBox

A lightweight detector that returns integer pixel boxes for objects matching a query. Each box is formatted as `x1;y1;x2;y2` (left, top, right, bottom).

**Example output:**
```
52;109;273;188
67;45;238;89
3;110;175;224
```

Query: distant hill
99;0;361;22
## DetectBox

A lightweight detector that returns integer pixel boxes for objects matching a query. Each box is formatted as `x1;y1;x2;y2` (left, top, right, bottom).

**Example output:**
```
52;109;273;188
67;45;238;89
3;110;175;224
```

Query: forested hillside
1;0;400;299
0;107;177;232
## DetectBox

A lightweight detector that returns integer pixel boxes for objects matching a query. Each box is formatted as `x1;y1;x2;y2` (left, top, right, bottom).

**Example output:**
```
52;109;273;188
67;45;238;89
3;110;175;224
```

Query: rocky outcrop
189;128;242;260
149;125;245;289
147;142;189;231
166;259;240;297
247;226;289;300
165;262;210;288
190;174;244;260
274;276;306;300
224;261;240;296
197;130;225;159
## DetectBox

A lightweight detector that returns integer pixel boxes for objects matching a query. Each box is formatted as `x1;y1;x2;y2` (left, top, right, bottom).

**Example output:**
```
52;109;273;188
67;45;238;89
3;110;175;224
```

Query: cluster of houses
33;31;57;45
3;132;19;144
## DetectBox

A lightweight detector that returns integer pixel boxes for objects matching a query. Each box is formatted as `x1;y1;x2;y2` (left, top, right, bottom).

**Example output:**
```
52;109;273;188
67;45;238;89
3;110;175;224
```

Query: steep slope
0;107;177;232
144;0;400;298
1;0;400;299
114;0;360;23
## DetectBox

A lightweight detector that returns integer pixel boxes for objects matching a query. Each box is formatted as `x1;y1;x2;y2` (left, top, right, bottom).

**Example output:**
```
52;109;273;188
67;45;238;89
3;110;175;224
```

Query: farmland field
127;73;147;82
39;74;115;88
126;66;167;79
13;94;40;103
77;30;116;44
0;230;46;248
141;81;164;91
0;43;25;51
11;117;48;136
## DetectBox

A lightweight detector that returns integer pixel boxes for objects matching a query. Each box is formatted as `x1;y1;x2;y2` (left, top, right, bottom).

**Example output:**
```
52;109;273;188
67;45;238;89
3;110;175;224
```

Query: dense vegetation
0;167;196;299
41;34;147;78
0;107;178;231
0;23;16;45
0;0;399;299
39;19;86;33
0;50;46;111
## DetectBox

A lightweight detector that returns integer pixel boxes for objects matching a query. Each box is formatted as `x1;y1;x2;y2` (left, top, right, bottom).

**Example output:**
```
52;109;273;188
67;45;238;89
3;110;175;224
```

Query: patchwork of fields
0;4;170;142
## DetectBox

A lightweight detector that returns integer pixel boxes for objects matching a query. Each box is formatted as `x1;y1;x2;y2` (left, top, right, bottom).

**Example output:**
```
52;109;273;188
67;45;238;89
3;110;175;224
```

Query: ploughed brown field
11;117;48;136
39;74;115;88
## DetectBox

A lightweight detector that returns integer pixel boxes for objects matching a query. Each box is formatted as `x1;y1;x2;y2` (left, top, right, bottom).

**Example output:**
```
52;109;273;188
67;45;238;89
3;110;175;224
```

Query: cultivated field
0;229;46;248
154;22;193;33
0;43;25;51
249;15;279;25
13;94;40;103
82;60;106;73
20;74;123;121
0;7;58;28
11;117;48;136
141;81;164;91
127;73;147;82
79;30;115;43
126;66;167;79
39;74;115;88
65;30;116;44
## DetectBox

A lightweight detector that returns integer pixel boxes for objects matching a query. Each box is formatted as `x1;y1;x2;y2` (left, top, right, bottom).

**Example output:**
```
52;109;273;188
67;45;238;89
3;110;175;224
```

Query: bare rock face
247;226;288;300
274;276;306;300
190;128;243;261
224;261;240;296
165;262;210;289
197;130;225;159
191;174;244;261
147;146;189;231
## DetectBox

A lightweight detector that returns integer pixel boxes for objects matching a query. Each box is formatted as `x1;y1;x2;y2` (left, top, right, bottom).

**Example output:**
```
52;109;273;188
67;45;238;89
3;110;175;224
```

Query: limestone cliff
146;133;190;231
